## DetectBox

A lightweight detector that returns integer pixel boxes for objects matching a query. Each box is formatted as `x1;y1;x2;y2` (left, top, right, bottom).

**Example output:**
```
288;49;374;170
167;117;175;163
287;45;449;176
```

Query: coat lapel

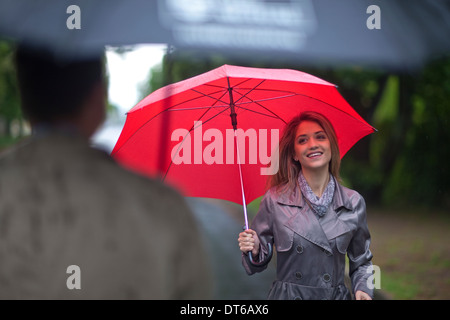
319;206;351;240
322;182;353;240
277;184;332;252
276;182;353;253
285;204;332;253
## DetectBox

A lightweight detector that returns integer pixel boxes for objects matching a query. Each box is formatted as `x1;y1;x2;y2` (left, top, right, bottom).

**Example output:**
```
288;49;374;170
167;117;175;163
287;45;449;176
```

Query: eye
297;137;307;144
316;133;328;140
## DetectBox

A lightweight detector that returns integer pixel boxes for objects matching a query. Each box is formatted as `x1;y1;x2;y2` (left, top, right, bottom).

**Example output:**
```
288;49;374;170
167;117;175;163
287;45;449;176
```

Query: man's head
15;45;106;137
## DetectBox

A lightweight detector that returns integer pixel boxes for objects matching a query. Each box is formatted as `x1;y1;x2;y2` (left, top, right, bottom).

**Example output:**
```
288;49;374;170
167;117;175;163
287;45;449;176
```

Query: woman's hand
238;229;261;258
355;290;372;300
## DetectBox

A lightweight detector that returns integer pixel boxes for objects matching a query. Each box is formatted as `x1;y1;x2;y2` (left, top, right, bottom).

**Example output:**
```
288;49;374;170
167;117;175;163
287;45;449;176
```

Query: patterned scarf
298;171;335;217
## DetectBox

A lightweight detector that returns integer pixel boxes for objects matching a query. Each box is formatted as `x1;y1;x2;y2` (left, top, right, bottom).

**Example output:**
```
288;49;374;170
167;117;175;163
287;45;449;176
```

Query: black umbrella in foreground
0;0;449;68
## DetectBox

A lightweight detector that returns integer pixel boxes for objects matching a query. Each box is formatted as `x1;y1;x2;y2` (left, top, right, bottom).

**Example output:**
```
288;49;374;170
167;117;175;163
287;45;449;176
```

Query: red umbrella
112;64;375;229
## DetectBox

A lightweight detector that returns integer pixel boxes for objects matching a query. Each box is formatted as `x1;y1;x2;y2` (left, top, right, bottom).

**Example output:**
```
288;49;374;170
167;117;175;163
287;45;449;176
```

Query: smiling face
268;111;341;190
293;120;331;173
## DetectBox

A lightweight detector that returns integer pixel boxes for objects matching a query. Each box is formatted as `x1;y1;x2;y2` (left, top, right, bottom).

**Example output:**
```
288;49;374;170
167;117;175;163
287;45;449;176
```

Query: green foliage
0;41;23;139
382;58;450;208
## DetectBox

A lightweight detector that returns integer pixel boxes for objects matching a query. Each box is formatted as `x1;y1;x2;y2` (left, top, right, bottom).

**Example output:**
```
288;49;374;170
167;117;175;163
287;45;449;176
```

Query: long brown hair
268;111;341;192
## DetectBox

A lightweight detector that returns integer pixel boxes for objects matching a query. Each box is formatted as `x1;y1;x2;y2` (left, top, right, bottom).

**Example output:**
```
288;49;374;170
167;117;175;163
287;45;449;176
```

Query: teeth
308;152;322;158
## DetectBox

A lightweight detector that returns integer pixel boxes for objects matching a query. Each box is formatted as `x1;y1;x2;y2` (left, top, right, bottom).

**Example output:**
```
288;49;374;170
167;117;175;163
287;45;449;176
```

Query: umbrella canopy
159;0;450;70
112;64;376;207
0;0;448;68
0;0;170;59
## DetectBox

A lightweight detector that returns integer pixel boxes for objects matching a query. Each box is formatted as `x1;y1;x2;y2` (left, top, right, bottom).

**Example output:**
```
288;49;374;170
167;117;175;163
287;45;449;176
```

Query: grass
0;135;26;152
367;207;450;299
380;272;420;299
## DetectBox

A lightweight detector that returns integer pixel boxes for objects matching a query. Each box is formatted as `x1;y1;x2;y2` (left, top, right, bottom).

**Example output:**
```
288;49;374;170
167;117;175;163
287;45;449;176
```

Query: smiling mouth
307;152;323;158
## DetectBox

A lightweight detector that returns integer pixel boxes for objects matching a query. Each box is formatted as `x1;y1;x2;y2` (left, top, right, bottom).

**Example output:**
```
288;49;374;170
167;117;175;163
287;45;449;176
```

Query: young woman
238;111;374;300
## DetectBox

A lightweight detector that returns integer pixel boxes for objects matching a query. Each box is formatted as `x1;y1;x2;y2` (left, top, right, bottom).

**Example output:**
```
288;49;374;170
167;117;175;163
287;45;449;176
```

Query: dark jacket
242;181;374;300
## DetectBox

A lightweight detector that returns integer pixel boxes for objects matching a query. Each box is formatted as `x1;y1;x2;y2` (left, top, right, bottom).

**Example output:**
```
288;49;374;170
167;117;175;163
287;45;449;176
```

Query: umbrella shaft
234;129;249;230
228;79;248;228
227;79;238;131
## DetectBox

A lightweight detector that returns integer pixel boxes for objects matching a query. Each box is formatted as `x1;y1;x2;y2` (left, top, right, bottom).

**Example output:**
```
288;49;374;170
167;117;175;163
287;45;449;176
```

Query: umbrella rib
231;79;311;106
113;88;230;156
201;78;254;90
271;91;375;131
233;79;266;105
294;92;376;130
231;79;296;123
201;83;229;89
163;126;195;181
149;88;227;113
231;85;292;124
224;77;284;124
145;86;228;114
243;99;287;124
234;106;284;120
232;87;375;130
162;105;232;180
229;77;255;89
202;79;302;106
234;87;298;93
163;88;231;180
191;80;300;122
167;105;229;111
189;88;229;106
235;93;299;105
168;87;231;111
189;105;232;131
204;80;300;97
253;91;375;130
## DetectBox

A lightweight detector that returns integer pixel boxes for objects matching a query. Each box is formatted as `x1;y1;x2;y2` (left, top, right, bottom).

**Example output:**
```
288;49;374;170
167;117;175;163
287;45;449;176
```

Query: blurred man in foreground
0;45;211;299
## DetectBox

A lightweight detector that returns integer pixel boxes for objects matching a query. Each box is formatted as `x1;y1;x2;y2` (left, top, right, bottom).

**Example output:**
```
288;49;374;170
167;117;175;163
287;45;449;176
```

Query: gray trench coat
242;181;374;300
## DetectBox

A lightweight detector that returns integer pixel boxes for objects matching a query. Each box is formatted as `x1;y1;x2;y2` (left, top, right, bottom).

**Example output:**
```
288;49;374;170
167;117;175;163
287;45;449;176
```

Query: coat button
323;273;331;282
322;248;332;256
296;245;304;254
295;272;302;280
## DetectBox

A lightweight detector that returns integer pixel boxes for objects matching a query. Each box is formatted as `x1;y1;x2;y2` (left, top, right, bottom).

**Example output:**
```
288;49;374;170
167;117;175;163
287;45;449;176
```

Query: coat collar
275;180;354;212
274;181;353;253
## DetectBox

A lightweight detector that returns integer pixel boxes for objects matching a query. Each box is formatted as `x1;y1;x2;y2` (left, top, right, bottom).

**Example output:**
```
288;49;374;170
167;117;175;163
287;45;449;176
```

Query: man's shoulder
0;134;186;204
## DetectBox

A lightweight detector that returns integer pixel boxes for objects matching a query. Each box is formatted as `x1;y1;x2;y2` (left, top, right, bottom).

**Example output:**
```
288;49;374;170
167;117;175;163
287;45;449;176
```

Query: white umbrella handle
234;129;249;230
235;130;273;267
229;82;273;267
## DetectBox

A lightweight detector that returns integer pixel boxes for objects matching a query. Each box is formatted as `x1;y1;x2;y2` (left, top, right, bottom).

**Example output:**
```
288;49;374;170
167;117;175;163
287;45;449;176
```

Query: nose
307;137;319;149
